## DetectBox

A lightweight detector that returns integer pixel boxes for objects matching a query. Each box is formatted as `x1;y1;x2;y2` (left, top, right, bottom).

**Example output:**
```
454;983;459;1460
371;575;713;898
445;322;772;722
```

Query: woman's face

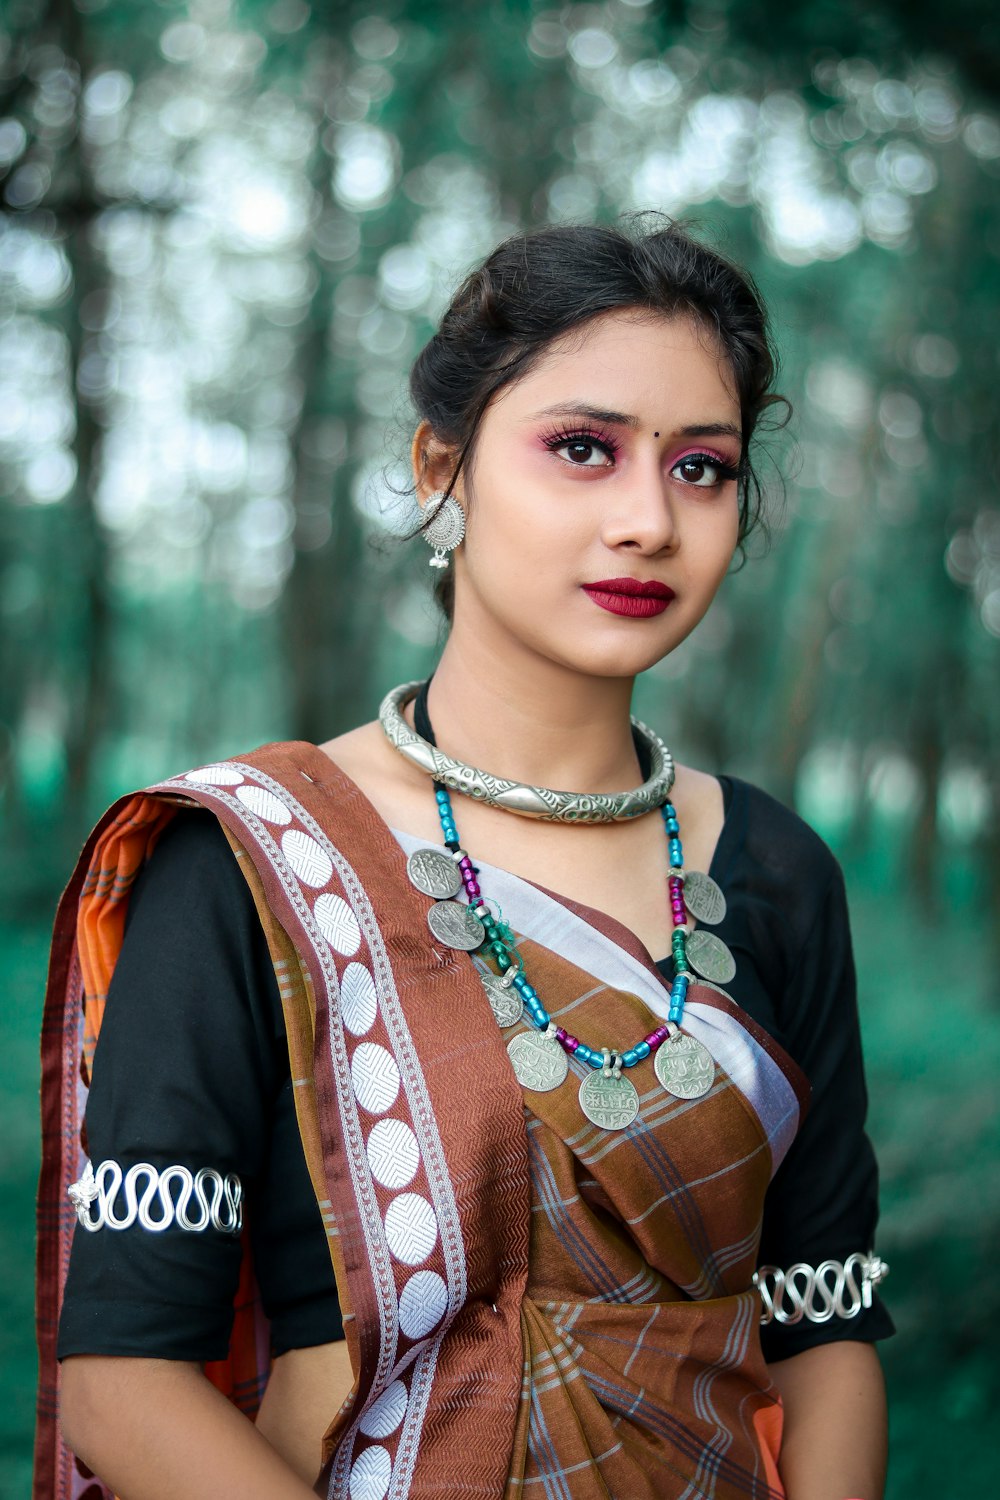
425;308;743;681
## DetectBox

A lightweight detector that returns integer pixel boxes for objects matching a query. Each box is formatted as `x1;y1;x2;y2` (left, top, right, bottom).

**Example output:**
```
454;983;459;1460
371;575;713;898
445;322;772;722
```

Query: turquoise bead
422;761;696;1094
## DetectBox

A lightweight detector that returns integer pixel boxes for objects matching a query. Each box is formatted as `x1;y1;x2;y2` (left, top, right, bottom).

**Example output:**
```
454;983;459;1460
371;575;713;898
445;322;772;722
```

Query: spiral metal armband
67;1159;243;1234
753;1251;889;1325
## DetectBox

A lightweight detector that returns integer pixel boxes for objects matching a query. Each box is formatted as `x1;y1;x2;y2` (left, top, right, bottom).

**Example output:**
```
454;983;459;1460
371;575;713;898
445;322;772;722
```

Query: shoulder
129;807;252;926
724;773;843;897
317;720;435;833
317;721;398;781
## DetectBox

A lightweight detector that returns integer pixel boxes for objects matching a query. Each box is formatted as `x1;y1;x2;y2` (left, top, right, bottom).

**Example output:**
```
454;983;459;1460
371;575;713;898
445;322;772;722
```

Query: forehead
497;308;740;418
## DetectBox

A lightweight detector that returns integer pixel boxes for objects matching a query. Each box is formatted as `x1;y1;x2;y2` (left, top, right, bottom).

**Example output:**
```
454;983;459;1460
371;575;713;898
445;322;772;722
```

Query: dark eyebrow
677;422;744;444
529;404;743;444
530;403;640;429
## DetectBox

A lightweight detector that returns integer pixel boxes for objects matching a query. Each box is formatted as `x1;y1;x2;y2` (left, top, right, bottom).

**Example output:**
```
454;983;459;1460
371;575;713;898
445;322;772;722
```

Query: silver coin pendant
407;847;461;900
654;1032;716;1100
480;971;523;1029
427;900;484;951
682;870;727;925
578;1070;641;1131
686;928;736;984
507;1030;569;1092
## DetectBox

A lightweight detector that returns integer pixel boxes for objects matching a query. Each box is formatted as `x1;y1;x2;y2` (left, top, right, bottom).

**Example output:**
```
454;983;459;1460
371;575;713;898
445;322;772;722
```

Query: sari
35;741;808;1499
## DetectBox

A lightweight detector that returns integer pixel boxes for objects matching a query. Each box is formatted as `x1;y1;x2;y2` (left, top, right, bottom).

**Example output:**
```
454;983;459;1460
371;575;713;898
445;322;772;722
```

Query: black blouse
57;775;894;1366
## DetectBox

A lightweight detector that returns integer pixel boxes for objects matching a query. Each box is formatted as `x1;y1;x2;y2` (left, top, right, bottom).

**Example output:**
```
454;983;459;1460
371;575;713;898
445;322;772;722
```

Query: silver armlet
753;1250;889;1325
67;1159;244;1234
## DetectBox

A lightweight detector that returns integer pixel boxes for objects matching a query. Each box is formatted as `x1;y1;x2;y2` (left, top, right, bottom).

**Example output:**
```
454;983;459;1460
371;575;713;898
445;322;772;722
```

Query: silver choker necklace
378;679;675;823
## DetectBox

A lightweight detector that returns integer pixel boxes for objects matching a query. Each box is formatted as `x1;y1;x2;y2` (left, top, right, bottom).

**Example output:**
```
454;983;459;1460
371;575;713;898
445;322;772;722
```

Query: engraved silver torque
753;1250;889;1325
378;680;675;822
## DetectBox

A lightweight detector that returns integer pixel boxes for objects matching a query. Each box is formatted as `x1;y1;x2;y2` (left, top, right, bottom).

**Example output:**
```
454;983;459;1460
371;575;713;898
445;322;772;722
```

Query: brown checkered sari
36;742;808;1499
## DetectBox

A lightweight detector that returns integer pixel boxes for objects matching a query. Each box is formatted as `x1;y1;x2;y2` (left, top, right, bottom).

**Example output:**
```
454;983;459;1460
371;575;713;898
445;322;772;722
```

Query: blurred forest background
2;0;999;1495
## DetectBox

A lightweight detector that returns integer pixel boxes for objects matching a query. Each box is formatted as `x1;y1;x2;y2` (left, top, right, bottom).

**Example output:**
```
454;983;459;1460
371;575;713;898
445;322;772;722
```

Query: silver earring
421;490;465;570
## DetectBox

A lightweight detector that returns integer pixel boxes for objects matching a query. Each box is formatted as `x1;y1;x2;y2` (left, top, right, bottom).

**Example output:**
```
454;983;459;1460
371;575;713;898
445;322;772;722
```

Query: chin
548;636;672;680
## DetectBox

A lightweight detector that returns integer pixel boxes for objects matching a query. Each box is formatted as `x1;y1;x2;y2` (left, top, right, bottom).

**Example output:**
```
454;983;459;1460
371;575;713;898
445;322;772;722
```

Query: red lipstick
581;577;675;618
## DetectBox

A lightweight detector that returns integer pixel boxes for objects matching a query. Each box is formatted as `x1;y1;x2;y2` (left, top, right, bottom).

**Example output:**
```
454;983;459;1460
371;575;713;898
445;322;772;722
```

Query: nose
600;459;679;555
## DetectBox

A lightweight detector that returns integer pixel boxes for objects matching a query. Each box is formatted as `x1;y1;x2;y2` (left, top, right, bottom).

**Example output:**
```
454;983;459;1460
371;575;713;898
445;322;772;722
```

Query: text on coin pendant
406;847;462;899
654;1032;716;1099
686;928;737;984
480;971;523;1028
682;869;727;925
507;1030;569;1092
578;1071;641;1131
427;900;484;951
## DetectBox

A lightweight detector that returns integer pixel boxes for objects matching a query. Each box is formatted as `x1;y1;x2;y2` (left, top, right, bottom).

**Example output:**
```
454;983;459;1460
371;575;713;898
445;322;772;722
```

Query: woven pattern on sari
36;742;807;1499
392;829;806;1500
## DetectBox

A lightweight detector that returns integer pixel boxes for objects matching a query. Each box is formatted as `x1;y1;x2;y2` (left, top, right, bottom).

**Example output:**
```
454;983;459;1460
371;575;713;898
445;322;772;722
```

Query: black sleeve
758;862;895;1363
57;809;343;1363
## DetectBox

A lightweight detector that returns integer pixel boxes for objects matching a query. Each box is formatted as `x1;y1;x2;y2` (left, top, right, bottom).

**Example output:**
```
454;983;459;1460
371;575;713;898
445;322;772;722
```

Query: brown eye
552;437;615;467
670;454;736;487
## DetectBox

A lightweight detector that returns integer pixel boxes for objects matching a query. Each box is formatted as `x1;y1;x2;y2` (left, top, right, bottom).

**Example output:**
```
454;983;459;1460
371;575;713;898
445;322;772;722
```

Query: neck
415;631;645;794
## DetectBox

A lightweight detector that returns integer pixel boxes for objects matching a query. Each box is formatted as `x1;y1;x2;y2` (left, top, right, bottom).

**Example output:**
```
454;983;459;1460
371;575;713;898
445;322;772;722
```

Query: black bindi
654;430;660;437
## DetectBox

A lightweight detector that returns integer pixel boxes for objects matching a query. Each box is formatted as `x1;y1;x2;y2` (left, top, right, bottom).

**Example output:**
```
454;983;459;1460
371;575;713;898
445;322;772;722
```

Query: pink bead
466;880;481;896
555;1027;567;1042
564;1035;580;1053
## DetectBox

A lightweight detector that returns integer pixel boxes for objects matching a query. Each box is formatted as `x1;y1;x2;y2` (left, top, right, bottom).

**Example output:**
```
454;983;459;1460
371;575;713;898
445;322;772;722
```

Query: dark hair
408;215;789;621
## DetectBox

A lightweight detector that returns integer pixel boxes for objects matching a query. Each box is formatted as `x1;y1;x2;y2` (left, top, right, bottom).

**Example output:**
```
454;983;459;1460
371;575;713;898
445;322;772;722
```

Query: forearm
60;1355;320;1500
767;1341;888;1500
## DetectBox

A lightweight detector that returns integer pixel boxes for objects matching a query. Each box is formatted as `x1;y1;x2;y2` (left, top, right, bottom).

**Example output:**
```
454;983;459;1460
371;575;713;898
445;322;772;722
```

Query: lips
581;578;675;619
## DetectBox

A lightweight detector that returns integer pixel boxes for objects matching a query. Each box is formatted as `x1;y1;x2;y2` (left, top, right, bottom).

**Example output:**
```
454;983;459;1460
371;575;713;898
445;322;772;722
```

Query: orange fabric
77;795;175;1082
753;1400;785;1494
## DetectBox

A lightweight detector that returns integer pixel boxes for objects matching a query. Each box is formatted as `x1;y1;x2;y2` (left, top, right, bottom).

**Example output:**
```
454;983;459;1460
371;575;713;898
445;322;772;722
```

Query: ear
411;421;464;508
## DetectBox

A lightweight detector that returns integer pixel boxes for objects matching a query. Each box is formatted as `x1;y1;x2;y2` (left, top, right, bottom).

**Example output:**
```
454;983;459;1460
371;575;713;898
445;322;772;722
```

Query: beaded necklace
401;680;734;1130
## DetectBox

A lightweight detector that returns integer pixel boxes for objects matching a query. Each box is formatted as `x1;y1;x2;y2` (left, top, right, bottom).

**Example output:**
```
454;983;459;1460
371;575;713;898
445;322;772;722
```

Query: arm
56;815;348;1492
60;1355;320;1500
256;1340;356;1480
768;1341;887;1500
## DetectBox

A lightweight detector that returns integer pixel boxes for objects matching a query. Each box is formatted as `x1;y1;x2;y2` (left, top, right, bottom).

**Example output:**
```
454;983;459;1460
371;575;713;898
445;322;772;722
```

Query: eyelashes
541;425;621;466
671;451;741;487
541;426;741;486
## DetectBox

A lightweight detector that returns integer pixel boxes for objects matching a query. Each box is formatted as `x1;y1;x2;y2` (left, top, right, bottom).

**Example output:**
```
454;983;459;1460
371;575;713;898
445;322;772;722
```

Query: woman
36;219;892;1500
